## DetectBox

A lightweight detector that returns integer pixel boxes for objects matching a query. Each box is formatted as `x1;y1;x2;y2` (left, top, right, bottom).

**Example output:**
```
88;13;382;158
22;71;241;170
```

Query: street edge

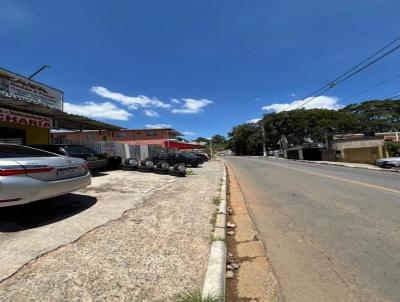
255;156;400;173
202;161;227;300
298;159;400;173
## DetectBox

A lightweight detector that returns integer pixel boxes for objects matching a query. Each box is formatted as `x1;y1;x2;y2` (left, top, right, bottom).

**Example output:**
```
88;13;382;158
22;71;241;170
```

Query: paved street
224;156;400;302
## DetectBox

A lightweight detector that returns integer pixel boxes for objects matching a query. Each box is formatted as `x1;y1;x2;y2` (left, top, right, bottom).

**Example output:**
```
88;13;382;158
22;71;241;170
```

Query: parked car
376;157;400;168
0;144;91;207
147;152;203;167
30;144;108;170
189;152;209;162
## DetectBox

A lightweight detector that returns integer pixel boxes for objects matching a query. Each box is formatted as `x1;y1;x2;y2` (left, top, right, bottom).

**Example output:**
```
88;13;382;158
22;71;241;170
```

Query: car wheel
157;161;170;170
108;156;122;170
173;163;186;172
123;158;139;170
142;159;154;168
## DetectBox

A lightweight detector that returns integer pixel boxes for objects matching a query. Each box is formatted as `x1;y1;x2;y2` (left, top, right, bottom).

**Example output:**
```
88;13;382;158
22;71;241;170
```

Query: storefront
0;67;121;143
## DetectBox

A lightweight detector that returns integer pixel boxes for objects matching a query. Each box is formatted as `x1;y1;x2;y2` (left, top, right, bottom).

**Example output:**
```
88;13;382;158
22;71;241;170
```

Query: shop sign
0;107;52;128
0;68;63;110
101;141;116;153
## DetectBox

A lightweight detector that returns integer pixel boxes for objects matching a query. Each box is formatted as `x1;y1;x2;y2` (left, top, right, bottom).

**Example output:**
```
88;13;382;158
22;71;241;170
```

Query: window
0;145;59;158
116;132;127;138
64;145;96;153
147;131;157;137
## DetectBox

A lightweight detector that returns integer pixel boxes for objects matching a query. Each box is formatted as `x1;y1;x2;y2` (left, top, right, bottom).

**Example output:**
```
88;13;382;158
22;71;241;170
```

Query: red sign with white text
0;107;52;128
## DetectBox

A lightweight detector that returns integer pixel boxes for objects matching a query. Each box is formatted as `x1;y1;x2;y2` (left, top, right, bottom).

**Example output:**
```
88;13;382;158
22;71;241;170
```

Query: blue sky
1;0;400;138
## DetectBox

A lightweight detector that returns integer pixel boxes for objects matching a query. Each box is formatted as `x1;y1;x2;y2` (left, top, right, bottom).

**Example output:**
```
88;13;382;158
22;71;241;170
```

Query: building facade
51;128;204;150
0;67;121;144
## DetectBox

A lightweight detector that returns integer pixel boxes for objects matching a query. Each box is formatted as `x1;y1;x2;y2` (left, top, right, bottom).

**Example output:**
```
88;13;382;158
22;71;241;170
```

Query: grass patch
212;196;221;205
209;211;217;225
174;289;221;302
210;235;225;242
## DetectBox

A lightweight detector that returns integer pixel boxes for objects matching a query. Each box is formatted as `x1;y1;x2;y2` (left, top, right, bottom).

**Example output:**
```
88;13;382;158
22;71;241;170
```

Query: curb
203;163;227;300
297;159;400;173
253;156;400;173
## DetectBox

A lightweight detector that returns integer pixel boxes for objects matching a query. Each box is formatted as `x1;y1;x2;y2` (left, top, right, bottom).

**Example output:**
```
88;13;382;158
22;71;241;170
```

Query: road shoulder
225;163;281;302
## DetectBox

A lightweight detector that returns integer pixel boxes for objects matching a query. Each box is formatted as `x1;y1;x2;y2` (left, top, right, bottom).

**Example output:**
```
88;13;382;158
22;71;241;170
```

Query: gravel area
0;161;223;301
0;170;176;281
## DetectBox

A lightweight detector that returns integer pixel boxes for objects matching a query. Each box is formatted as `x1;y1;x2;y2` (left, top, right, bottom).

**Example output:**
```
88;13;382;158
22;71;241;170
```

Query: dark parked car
147;152;203;167
30;144;108;170
188;152;209;162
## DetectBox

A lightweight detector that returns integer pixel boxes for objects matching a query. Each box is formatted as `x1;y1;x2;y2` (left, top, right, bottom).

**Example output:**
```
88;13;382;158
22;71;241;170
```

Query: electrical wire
302;36;400;100
348;72;400;99
289;35;400;110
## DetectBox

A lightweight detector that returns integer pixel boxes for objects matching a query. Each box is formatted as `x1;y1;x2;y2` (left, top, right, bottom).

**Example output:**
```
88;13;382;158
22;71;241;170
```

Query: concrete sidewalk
0;162;223;301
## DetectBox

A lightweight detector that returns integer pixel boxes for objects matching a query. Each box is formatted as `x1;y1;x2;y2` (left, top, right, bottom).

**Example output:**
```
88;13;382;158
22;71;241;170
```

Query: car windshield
180;153;198;158
64;145;96;154
0;145;59;158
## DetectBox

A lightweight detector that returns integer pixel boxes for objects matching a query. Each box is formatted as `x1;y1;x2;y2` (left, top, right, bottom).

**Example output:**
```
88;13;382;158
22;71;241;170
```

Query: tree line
225;100;400;156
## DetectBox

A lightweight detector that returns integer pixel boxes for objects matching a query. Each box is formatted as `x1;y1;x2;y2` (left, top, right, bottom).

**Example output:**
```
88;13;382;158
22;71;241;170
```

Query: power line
348;72;400;99
302;36;400;100
388;94;400;100
290;35;400;110
381;91;400;100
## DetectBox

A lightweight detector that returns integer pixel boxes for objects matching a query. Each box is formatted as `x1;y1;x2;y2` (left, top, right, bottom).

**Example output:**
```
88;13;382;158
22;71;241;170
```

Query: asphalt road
224;156;400;302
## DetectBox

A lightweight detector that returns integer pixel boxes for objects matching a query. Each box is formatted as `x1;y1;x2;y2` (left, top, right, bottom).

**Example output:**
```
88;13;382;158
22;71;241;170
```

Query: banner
101;141;117;153
0;68;63;110
0;107;52;128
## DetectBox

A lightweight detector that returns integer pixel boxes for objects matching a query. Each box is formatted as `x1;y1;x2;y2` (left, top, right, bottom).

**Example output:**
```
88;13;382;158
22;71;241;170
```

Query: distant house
283;132;399;164
332;132;398;164
51;128;204;150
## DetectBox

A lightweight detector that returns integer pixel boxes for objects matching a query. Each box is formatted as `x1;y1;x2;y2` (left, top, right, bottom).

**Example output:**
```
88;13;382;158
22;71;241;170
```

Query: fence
58;138;171;161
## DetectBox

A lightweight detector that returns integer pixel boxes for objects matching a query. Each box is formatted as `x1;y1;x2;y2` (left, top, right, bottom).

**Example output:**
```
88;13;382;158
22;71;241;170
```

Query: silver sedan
0;144;91;207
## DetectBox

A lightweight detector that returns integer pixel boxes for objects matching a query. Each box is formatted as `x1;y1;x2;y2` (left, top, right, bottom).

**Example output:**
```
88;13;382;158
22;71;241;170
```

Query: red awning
163;141;204;149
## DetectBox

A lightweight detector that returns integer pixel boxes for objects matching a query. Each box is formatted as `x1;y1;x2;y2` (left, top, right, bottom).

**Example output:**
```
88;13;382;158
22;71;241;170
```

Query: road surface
224;156;400;302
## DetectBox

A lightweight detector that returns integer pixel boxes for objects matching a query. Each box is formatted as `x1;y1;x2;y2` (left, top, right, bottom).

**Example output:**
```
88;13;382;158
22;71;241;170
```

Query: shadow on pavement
0;193;97;232
91;171;109;177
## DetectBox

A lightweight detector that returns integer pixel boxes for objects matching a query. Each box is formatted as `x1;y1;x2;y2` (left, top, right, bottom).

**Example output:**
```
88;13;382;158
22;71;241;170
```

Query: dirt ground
0;161;223;301
225;164;281;302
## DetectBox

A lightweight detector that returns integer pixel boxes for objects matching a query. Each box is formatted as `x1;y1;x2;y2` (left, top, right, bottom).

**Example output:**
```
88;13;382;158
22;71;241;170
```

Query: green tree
340;100;400;132
227;123;263;155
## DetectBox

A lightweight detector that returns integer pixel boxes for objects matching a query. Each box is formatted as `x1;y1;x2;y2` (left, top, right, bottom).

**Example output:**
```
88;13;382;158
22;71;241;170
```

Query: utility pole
260;121;267;157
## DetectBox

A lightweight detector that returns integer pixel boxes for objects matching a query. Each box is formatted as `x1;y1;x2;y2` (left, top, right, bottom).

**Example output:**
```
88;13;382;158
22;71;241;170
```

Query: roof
50;128;183;136
113;139;204;149
165;140;205;149
0;92;122;131
118;128;183;136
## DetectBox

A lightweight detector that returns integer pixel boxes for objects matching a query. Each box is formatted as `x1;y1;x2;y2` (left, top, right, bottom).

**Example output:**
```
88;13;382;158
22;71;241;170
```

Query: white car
375;157;400;168
0;144;91;207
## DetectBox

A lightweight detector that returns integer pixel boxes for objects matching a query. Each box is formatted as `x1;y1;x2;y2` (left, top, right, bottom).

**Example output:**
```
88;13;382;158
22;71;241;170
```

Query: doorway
0;127;26;144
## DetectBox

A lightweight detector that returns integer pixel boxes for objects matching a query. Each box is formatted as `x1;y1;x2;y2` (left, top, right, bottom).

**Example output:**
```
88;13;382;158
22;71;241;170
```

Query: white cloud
289;93;297;97
91;86;171;109
172;98;212;114
64;101;132;121
262;96;343;112
145;123;172;129
171;98;181;104
143;109;159;117
182;131;195;136
247;118;261;124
